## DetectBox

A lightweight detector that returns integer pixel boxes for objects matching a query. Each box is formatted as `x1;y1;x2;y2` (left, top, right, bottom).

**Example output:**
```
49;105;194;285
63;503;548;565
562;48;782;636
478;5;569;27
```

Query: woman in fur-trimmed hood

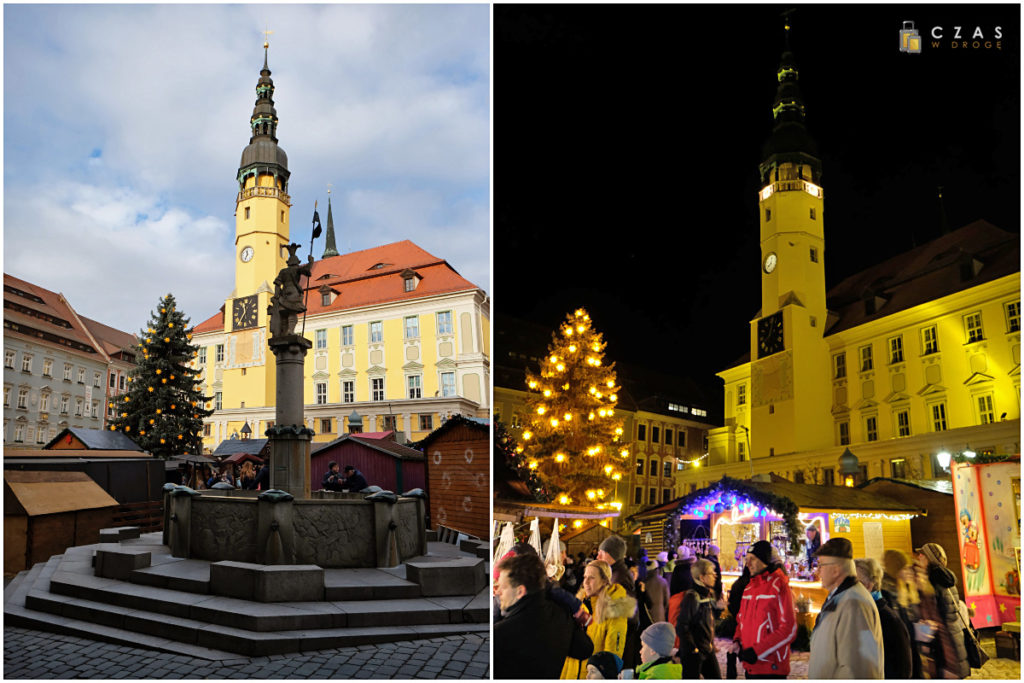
561;560;637;679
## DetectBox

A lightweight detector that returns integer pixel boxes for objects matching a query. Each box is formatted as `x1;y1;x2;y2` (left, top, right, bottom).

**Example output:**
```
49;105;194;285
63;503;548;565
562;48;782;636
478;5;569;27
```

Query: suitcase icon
900;20;921;53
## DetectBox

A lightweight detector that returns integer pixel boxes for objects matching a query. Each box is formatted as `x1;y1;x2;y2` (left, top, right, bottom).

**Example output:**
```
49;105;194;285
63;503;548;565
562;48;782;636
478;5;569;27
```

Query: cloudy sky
4;3;490;334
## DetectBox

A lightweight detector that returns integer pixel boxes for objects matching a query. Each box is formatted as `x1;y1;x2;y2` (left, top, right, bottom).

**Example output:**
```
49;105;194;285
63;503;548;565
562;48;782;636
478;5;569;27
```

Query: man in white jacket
808;538;884;679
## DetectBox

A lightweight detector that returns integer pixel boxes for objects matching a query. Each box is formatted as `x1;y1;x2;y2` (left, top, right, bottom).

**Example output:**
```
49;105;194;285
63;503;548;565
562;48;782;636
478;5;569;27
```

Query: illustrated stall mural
951;457;1021;629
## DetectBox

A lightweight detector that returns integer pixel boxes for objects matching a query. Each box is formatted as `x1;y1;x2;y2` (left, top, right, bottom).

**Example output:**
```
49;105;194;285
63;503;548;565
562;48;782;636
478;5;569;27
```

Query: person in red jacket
729;540;797;679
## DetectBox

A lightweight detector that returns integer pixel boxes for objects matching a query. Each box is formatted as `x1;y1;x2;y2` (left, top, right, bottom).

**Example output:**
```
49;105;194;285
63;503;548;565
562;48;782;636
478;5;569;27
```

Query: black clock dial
232;295;258;331
757;312;784;358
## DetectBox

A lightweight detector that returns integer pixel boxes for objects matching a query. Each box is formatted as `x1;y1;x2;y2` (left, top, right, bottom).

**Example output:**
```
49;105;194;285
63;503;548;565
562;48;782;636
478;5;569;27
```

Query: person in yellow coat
562;560;637;679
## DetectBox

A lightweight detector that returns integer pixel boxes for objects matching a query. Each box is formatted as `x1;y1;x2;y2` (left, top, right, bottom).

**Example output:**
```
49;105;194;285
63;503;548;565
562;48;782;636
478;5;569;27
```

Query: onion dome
238;44;289;186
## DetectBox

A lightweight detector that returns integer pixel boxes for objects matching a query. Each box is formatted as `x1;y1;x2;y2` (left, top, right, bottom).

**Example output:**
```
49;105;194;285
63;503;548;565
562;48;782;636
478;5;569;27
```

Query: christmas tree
515;308;627;510
109;294;213;458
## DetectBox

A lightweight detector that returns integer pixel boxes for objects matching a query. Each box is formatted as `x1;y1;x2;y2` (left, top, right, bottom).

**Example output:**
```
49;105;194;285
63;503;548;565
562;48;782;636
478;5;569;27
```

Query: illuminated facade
702;40;1020;488
191;47;489;451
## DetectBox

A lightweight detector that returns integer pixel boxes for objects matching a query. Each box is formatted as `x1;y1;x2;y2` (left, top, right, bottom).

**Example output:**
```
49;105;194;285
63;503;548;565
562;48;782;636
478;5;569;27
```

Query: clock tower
233;40;291;313
749;24;832;458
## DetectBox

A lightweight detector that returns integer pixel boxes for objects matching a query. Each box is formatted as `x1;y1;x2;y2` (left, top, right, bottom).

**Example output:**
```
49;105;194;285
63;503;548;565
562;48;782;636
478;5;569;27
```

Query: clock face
232;294;258;331
764;252;778;274
240;246;254;263
757;312;784;358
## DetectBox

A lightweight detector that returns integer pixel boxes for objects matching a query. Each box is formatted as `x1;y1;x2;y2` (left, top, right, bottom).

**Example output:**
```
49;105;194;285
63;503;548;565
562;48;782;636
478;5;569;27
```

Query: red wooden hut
310;431;425;493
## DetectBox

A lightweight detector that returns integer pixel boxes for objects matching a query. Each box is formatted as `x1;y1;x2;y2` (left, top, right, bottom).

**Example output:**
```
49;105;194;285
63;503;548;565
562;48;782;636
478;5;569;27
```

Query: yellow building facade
701;43;1020;489
191;48;489;451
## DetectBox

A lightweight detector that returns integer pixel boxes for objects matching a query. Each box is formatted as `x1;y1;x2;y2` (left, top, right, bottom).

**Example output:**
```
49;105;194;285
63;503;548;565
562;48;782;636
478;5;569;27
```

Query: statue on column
268;243;313;338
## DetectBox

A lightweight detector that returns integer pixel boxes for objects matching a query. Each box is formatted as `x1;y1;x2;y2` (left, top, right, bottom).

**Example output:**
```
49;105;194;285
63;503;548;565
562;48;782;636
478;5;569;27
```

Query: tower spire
759;12;820;185
322;189;340;259
237;36;289;194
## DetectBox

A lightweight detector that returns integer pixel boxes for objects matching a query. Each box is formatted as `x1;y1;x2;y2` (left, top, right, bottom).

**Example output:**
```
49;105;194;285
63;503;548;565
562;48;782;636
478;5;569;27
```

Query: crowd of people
321;461;369;492
494;532;984;680
175;460;269;490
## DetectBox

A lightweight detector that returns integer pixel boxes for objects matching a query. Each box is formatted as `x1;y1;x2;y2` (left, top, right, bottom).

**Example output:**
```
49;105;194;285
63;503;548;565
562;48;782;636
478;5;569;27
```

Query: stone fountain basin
164;489;427;569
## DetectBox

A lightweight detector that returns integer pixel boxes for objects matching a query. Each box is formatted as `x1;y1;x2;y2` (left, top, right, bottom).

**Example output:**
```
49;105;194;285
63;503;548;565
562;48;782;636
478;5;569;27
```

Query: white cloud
4;3;490;334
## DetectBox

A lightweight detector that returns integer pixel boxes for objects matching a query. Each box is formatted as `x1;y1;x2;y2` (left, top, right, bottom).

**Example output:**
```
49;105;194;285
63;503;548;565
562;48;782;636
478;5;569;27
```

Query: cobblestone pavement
3;627;490;679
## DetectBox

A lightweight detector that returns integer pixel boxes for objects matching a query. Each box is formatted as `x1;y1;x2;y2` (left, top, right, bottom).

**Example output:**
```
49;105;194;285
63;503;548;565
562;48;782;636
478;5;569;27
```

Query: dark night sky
494;4;1020;399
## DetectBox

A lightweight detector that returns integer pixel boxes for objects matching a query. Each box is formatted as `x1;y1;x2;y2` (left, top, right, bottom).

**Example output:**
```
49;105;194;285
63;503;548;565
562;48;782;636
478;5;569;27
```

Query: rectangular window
436;311;453;335
370;321;383;343
833;353;846;379
74;398;83;416
404;277;415;293
371;377;385;401
921;325;938;355
890;458;907;479
649;459;658;478
383;415;397;431
214;392;223;410
404;315;419;339
199;347;206;365
888;335;904;364
636;458;644;475
930;402;948;431
809;208;817;221
93;372;101;387
3;386;9;407
63;363;73;381
17;387;29;409
634;487;643;505
865;415;878;442
77;368;85;383
441;372;456;397
765;208;771;222
860;345;873;372
738;441;746;461
663;488;672;504
14;424;24;443
39;393;48;412
343;380;355;403
60;396;69;414
408;375;422;399
637;424;647;441
315;329;327;350
42;359;53;377
321;292;331;307
895;408;911;437
21;355;33;373
203;423;212;437
36;426;46;443
665;430;673;446
119;375;125;391
810;246;818;261
320;418;332;434
216;344;225;363
419;414;433;431
822;468;835;486
662;460;672;478
964;311;984;343
342;325;353;346
678;430;686;448
1006;301;1021;333
649;488;657;505
977;394;995;424
738;384;748;405
110;371;117;387
4;350;15;369
838;421;850;446
316;382;327;405
652;426;660;444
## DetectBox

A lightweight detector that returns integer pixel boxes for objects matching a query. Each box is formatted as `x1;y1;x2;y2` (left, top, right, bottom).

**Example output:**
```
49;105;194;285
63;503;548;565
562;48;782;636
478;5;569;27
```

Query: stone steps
4;535;491;657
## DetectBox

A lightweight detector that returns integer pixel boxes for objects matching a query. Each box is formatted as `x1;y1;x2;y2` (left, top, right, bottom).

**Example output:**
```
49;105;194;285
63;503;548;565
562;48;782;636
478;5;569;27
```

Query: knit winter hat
587;651;623;679
676;544;695;561
916;542;947;567
746;540;774;565
640;622;678;658
599;535;626;562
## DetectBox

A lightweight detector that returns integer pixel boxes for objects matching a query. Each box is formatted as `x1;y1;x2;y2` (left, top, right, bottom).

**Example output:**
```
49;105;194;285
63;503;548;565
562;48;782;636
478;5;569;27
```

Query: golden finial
327;182;333;196
262;26;273;49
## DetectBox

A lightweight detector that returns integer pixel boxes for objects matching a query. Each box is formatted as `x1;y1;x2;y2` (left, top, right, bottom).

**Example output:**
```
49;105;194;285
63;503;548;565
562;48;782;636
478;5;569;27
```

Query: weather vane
262;26;273;49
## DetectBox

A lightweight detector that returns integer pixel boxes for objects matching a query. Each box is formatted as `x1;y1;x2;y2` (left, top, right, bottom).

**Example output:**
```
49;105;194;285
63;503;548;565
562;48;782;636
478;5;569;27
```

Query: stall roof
494;500;620;521
4;470;119;516
311;433;425;461
632;477;922;522
212;438;269;458
861;477;954;496
43;427;143;451
4;449;155;460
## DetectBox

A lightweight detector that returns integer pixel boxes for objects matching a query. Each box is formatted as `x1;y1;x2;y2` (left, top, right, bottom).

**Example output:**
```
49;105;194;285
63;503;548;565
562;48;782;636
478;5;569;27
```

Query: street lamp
936;450;952;470
838;447;860;487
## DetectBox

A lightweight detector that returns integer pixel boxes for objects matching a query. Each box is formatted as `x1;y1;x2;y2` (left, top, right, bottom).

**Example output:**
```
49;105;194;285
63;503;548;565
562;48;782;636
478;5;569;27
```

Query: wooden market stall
632;475;924;614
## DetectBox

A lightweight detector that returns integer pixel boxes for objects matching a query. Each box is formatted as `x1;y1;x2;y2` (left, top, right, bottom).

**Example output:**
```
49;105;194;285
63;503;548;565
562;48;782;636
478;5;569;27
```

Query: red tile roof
194;241;481;334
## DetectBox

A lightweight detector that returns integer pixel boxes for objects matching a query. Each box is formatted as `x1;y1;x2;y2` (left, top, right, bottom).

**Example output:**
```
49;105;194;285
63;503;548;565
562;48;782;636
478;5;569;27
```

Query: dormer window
319;285;338;307
370;262;391;270
401;268;420;292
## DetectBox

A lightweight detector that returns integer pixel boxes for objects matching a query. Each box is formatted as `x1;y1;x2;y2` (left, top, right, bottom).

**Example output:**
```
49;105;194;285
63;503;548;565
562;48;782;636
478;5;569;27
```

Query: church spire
759;14;820;185
322;192;339;258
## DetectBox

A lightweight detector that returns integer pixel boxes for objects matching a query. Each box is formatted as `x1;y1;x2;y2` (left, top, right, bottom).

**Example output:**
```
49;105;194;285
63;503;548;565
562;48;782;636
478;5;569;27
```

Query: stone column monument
266;243;314;498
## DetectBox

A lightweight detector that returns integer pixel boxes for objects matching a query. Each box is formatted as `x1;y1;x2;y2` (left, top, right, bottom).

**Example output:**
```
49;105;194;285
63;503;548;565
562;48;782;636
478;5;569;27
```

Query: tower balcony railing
759;179;823;201
237;186;291;204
